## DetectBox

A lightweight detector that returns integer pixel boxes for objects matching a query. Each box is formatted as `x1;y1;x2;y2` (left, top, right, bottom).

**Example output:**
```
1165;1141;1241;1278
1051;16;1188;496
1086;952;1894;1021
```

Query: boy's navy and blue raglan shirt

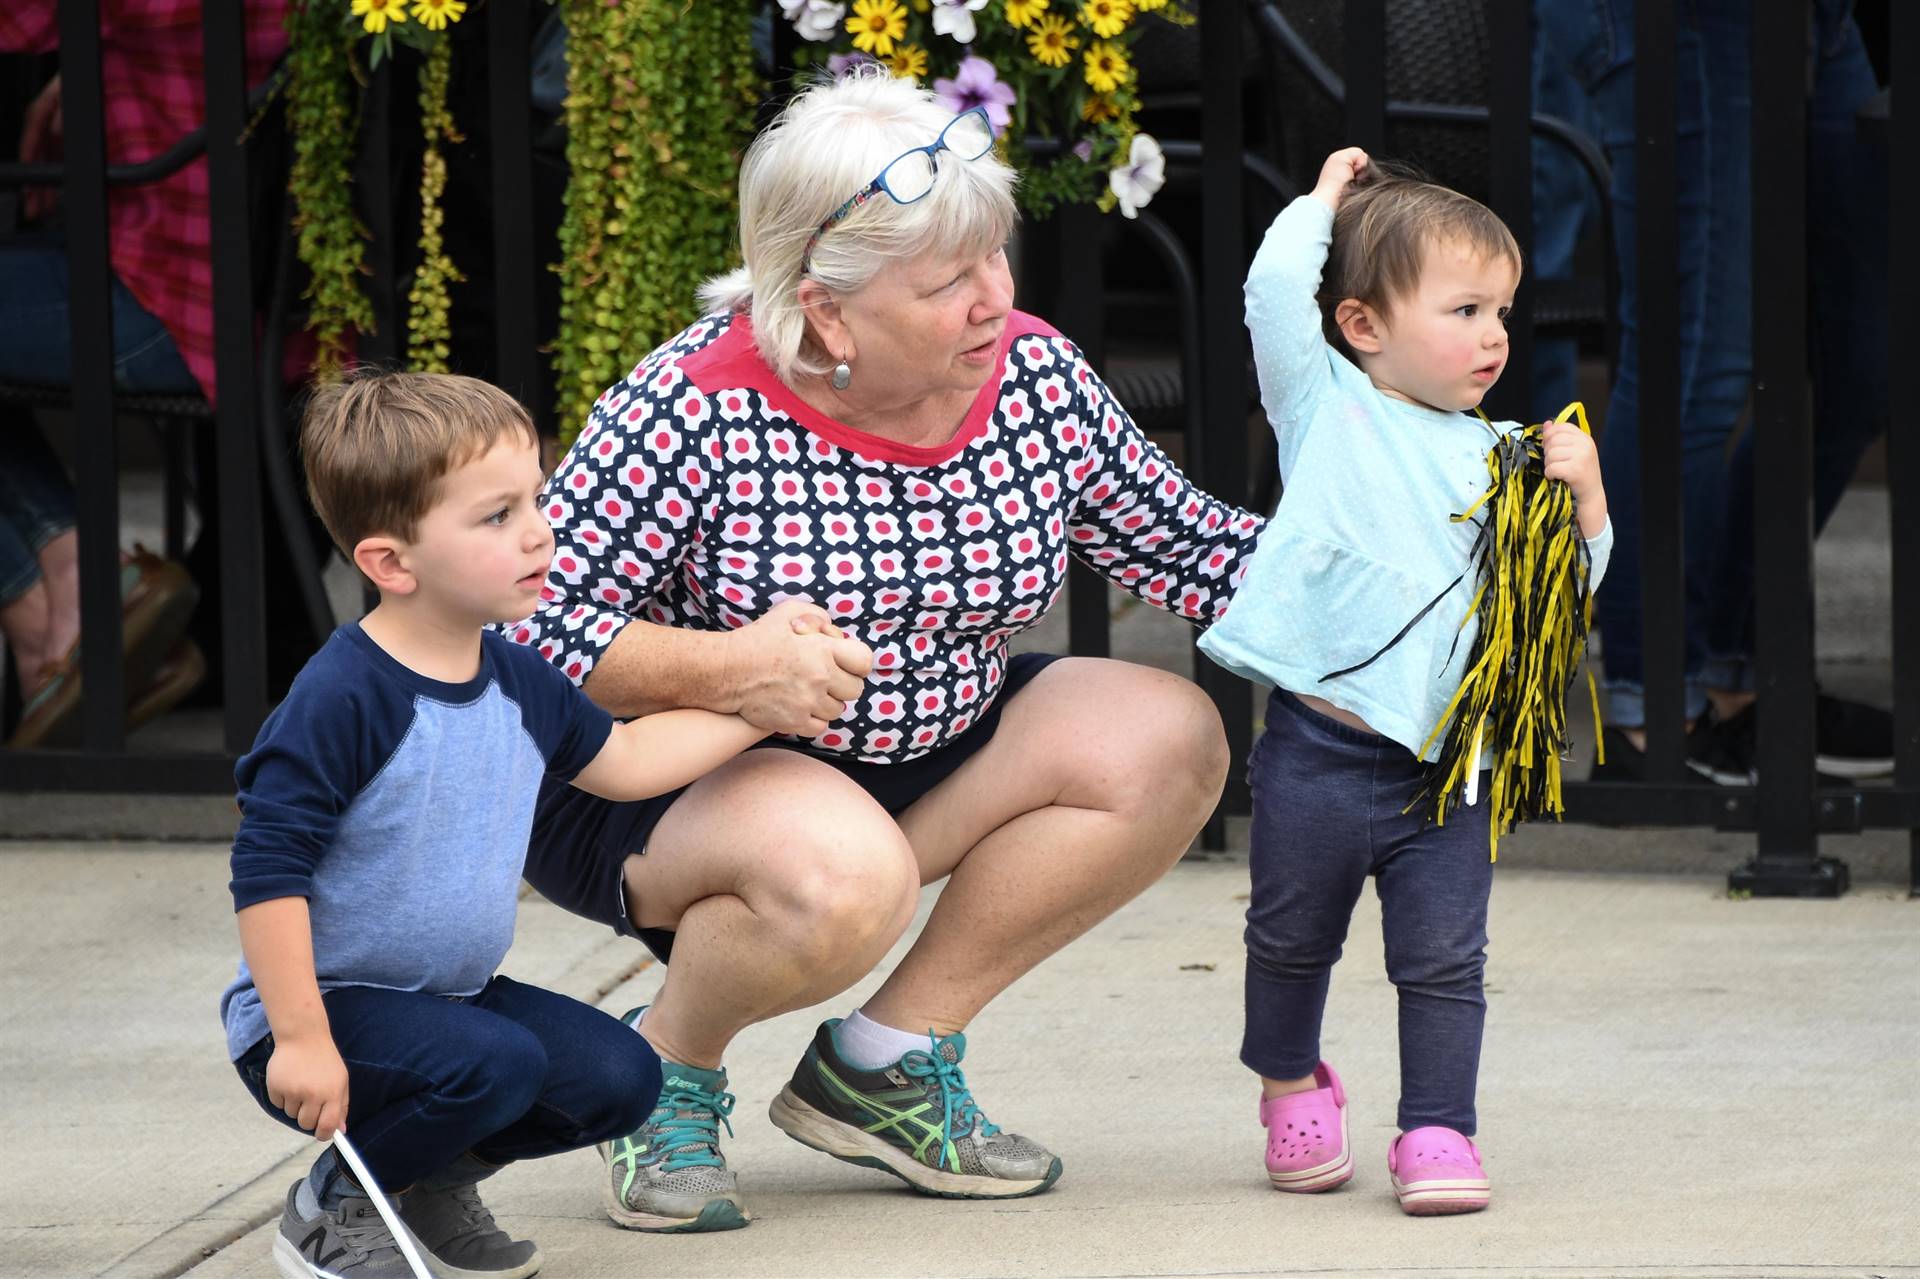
219;624;613;1060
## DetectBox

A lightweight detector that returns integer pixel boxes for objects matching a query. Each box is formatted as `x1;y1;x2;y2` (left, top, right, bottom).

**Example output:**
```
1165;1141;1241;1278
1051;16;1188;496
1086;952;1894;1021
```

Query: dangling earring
831;355;852;391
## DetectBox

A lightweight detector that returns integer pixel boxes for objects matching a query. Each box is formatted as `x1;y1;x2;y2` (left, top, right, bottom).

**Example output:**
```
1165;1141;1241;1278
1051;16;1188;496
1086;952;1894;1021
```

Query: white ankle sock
835;1010;932;1069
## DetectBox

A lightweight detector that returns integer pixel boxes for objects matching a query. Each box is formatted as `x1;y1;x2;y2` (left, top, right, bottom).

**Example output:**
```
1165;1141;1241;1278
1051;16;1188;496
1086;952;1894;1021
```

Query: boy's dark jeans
1242;690;1493;1136
235;975;661;1192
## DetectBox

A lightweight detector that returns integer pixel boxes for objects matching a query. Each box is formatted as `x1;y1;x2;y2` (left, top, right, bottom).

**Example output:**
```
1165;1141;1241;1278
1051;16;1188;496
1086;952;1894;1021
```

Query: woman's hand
1542;418;1609;538
1310;146;1369;212
265;1032;350;1143
726;600;873;737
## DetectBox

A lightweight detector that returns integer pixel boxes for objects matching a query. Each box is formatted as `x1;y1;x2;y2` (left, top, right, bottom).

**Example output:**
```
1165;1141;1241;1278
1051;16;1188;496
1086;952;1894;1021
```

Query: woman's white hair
698;66;1019;385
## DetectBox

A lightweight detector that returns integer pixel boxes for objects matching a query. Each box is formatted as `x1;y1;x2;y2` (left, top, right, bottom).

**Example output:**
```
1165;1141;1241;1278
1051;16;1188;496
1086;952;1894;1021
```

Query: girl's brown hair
1318;158;1522;357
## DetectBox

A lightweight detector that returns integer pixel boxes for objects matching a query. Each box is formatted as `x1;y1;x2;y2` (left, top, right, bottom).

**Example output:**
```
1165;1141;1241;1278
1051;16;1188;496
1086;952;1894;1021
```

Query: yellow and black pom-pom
1411;402;1603;859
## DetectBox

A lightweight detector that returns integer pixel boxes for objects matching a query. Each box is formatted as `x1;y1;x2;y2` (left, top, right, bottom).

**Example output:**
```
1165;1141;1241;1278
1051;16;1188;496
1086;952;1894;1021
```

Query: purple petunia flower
931;55;1017;133
828;51;879;77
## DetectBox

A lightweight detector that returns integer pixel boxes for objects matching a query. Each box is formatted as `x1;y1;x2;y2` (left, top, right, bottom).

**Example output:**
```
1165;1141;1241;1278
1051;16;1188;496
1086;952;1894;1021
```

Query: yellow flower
1027;13;1079;67
1079;0;1132;38
1133;0;1168;9
1004;0;1048;27
887;43;929;79
847;0;909;56
351;0;408;34
410;0;465;30
1083;39;1132;93
1081;92;1120;124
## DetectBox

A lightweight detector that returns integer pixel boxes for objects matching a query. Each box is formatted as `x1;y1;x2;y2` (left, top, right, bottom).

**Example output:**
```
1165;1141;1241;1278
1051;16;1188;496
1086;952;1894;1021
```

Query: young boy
220;371;769;1278
1199;150;1611;1214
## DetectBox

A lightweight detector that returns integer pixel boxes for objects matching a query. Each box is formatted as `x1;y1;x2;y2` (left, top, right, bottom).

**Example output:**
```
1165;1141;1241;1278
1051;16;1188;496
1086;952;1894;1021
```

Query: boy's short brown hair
300;370;539;554
1318;158;1522;357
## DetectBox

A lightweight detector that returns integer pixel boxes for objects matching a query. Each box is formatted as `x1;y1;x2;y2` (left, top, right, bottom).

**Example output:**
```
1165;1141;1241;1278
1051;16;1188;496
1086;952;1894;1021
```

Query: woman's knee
1111;673;1230;818
766;819;919;962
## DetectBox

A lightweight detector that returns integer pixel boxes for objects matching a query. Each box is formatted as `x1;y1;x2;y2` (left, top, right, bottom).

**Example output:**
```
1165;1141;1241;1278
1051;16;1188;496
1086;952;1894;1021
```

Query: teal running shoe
767;1019;1063;1199
598;1009;749;1232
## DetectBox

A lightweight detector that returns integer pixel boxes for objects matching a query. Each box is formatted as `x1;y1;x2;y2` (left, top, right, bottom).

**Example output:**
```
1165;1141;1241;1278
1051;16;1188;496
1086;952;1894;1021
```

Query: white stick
1464;722;1485;808
330;1131;434;1279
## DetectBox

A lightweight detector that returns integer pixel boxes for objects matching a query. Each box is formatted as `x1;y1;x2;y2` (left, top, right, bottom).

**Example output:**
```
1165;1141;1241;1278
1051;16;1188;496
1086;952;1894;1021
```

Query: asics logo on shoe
665;1075;706;1091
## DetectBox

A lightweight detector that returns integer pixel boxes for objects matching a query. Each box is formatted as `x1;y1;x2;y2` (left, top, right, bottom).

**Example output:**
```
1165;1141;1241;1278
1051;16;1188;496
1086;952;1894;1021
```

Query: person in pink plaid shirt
0;0;286;746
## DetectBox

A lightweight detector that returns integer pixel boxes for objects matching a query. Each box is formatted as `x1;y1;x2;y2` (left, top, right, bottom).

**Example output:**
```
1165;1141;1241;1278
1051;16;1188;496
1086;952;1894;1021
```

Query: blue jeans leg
1529;7;1605;421
0;428;75;605
0;239;201;392
1545;0;1750;727
233;976;661;1191
0;238;200;603
1706;7;1886;684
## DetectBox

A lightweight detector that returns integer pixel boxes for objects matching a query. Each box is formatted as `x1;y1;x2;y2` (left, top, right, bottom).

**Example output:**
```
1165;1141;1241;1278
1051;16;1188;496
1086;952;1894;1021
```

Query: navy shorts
526;651;1063;963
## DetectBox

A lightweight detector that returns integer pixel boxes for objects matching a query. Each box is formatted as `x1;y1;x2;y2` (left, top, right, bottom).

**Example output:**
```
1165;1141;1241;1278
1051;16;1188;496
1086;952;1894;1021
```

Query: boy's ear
796;277;852;365
1335;298;1387;355
352;534;416;596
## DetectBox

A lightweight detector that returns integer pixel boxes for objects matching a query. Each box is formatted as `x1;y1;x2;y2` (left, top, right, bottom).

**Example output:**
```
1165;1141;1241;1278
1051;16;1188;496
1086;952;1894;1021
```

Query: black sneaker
1695;702;1886;786
1814;693;1896;779
1587;724;1718;784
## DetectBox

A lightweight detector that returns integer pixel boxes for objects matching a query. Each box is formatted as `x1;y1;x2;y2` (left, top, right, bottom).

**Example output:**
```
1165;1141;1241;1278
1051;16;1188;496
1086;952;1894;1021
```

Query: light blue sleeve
1584;516;1614;594
1244;196;1339;468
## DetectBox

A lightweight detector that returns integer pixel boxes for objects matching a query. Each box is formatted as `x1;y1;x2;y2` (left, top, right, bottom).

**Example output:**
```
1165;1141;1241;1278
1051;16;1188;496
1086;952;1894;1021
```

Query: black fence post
1731;0;1846;897
487;3;543;425
1053;203;1112;663
1343;0;1384;153
362;61;399;366
57;0;125;752
1198;1;1252;842
1633;0;1688;783
1483;0;1531;423
203;0;268;752
1886;4;1920;898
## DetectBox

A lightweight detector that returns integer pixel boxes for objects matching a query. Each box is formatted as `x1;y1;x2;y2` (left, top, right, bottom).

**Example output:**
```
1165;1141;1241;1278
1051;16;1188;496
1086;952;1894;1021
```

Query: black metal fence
3;1;1912;898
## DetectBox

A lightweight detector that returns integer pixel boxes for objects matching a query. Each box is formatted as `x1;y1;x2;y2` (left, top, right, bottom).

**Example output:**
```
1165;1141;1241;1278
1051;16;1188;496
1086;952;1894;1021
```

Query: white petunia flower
783;0;845;42
931;0;989;44
1109;133;1166;219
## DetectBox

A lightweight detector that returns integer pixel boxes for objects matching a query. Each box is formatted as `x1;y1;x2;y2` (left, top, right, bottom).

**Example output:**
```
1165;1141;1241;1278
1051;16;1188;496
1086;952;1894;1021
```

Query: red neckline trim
678;311;1060;468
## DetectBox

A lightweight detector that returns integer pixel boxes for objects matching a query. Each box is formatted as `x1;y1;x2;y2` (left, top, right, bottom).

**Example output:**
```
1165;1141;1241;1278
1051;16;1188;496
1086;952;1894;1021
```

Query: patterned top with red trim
510;309;1264;764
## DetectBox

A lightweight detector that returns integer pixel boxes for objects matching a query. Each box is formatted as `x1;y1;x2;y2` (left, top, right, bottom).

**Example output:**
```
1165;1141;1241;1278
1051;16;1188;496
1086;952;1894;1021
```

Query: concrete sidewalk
3;841;1916;1279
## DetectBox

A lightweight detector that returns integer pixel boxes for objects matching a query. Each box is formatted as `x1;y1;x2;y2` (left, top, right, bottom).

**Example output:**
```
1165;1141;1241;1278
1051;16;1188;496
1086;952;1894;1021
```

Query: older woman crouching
511;69;1264;1231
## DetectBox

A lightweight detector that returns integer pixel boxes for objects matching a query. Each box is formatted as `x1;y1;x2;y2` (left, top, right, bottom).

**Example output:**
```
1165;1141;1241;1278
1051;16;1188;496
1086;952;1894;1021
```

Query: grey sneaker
271;1180;433;1279
598;1009;749;1232
768;1019;1063;1198
400;1163;541;1279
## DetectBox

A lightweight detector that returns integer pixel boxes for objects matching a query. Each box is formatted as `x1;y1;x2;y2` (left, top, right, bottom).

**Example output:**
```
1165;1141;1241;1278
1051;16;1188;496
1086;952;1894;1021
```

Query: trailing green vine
285;1;374;378
553;0;762;441
406;40;462;372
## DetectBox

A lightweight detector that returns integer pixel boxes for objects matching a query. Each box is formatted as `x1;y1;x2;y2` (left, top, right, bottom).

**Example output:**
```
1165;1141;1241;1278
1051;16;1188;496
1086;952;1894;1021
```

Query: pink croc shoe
1388;1126;1491;1215
1259;1062;1352;1192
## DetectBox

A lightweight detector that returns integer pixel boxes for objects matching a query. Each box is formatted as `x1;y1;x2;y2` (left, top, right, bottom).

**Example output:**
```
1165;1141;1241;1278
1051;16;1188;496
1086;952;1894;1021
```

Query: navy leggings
1242;690;1494;1135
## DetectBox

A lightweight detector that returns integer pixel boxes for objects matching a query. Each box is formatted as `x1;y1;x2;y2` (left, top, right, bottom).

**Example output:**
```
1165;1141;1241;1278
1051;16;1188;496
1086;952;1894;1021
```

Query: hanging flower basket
785;0;1194;219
